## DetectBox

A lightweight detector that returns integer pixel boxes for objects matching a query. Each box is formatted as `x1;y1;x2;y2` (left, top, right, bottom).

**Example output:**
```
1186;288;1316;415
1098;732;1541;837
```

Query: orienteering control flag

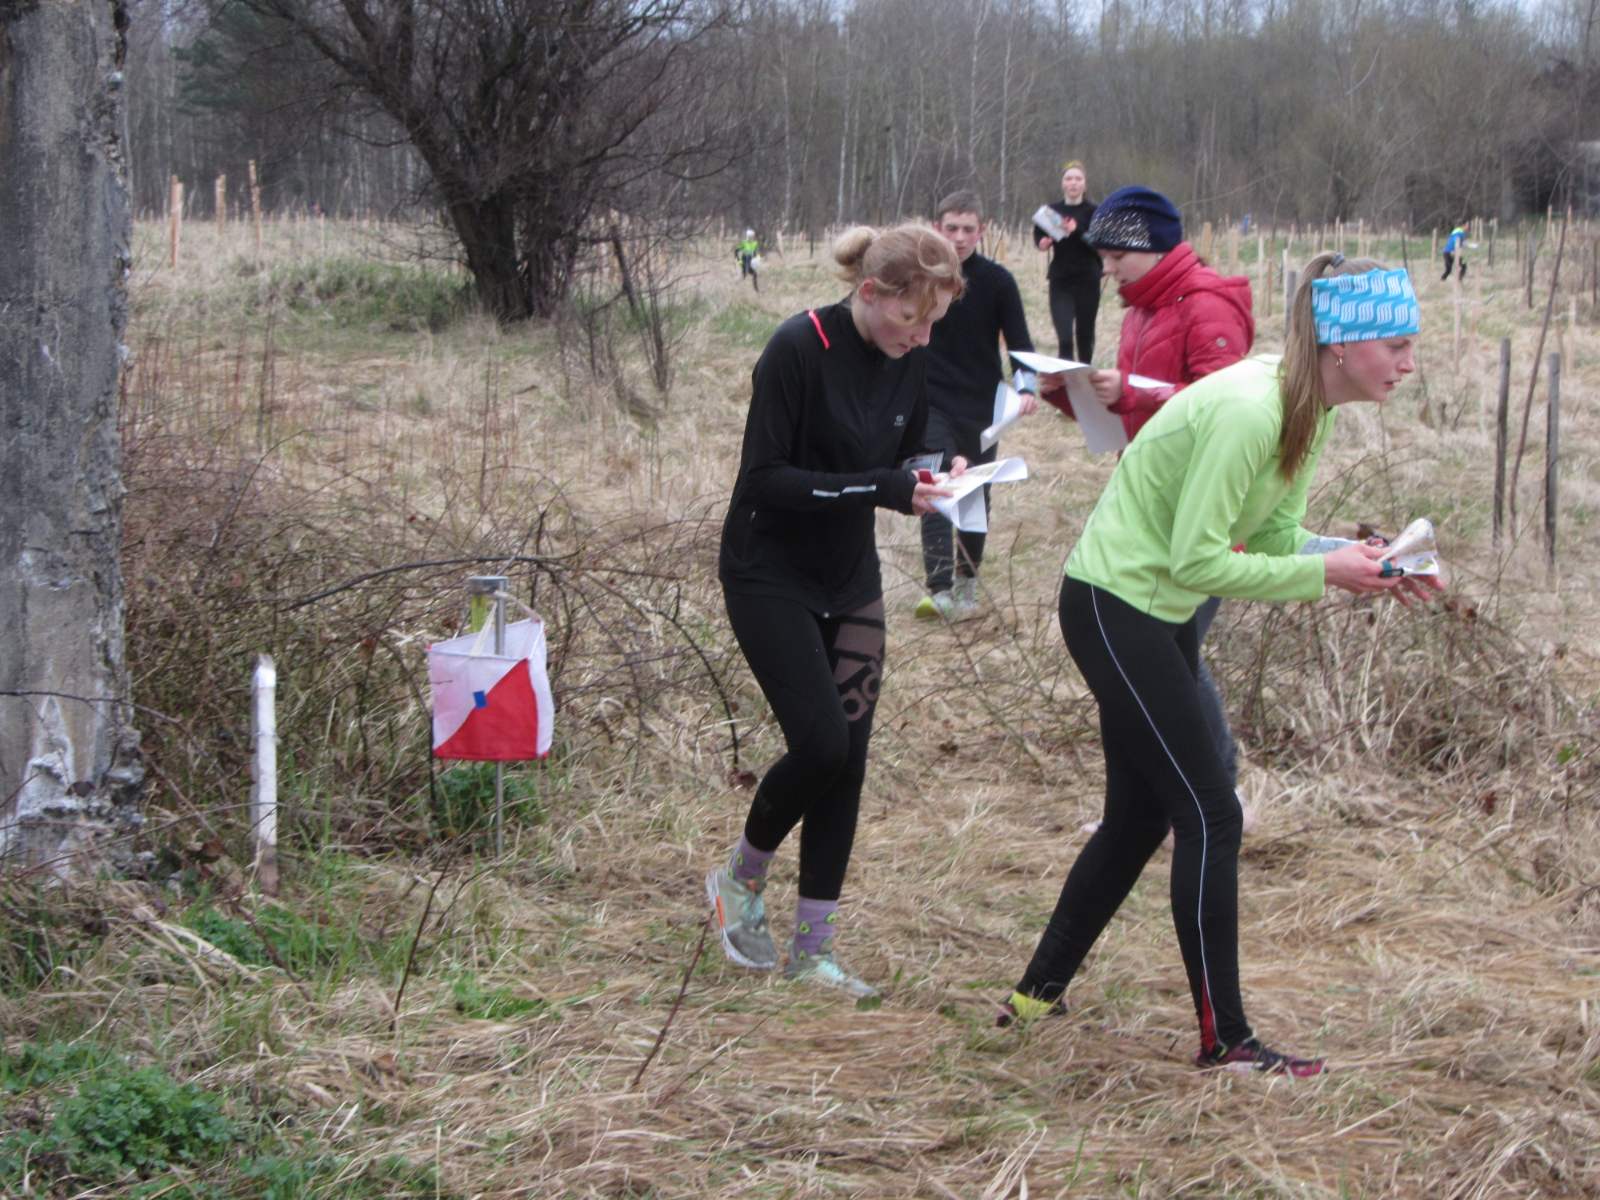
428;617;554;761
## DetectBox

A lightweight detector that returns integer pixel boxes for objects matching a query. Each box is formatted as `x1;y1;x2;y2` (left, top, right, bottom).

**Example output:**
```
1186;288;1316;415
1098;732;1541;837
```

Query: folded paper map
931;457;1029;533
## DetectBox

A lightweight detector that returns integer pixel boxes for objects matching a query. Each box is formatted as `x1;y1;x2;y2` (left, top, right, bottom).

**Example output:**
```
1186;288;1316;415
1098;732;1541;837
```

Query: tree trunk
0;0;143;874
448;196;529;321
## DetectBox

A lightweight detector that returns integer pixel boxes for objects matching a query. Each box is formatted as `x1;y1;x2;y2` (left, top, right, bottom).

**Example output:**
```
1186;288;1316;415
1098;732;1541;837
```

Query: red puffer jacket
1106;243;1254;439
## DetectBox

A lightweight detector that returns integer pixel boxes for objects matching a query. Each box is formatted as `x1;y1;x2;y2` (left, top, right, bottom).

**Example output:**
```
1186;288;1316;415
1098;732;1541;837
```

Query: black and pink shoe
1197;1037;1325;1078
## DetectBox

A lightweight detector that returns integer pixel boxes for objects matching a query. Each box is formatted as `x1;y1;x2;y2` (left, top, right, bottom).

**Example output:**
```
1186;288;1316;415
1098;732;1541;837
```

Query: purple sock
728;835;775;885
793;897;840;957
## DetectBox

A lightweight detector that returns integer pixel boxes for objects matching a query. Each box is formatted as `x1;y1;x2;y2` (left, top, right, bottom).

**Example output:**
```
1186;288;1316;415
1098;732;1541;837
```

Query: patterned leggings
724;591;885;900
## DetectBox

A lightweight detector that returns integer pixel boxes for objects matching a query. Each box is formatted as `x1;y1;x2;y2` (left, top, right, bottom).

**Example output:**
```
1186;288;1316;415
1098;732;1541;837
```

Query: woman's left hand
949;456;969;478
911;478;953;515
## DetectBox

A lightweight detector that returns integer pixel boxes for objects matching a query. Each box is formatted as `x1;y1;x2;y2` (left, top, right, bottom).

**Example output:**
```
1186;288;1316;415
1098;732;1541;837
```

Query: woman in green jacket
1000;253;1441;1075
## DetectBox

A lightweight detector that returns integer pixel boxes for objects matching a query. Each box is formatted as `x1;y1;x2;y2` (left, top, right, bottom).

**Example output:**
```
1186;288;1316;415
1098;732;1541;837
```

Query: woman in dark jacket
1034;160;1100;363
707;223;966;1000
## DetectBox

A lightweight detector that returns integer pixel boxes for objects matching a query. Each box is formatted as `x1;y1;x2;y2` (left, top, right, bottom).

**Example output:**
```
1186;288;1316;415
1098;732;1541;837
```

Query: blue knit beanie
1084;186;1183;253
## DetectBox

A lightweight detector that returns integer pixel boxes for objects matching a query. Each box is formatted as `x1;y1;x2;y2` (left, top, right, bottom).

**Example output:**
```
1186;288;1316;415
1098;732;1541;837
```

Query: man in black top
914;190;1038;622
1034;161;1101;363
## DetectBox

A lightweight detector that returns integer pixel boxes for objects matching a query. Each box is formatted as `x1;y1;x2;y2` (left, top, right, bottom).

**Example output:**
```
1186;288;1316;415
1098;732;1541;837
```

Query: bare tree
0;0;143;873
219;0;744;320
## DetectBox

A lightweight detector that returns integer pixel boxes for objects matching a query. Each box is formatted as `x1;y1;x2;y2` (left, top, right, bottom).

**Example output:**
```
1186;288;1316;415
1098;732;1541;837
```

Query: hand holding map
1009;350;1173;455
929;457;1029;533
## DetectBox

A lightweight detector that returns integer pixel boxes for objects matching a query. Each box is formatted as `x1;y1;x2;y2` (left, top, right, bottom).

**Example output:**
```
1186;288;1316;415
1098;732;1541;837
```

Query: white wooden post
251;654;279;896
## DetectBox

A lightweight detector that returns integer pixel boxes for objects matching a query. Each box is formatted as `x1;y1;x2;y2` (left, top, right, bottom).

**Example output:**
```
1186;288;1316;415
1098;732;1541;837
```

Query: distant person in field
1034;160;1100;363
914;188;1038;623
735;228;761;291
1441;224;1467;281
1042;185;1255;797
1000;253;1443;1077
708;224;967;999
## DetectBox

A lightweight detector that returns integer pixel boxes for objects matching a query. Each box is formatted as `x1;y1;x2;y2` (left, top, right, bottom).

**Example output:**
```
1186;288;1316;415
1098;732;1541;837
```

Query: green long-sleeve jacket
1065;355;1336;623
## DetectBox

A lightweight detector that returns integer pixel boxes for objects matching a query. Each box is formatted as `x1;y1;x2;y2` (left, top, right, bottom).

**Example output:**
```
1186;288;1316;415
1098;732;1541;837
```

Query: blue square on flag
473;690;488;709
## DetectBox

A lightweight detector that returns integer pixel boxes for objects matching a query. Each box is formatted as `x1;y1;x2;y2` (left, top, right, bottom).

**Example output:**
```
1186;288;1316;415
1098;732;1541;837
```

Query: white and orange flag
427;618;554;761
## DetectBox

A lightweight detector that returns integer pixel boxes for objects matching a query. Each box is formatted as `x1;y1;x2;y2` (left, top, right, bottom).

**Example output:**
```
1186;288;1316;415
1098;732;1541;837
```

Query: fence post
1526;232;1537;309
1493;338;1510;548
168;175;183;269
249;159;263;260
251;654;279;897
1546;353;1560;586
466;575;509;855
214;173;226;231
1284;268;1297;340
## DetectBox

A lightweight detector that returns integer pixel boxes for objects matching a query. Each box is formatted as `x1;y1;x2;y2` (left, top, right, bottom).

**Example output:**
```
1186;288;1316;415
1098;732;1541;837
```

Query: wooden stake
248;159;263;260
214;173;226;230
1493;337;1510;548
168;175;183;268
1284;268;1298;340
1200;220;1215;263
1452;273;1463;372
1510;213;1570;527
1257;234;1267;315
1526;232;1537;310
1545;352;1560;586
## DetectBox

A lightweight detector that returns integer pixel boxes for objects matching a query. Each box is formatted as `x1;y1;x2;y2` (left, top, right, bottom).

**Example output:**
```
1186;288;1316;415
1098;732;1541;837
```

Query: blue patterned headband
1310;268;1420;345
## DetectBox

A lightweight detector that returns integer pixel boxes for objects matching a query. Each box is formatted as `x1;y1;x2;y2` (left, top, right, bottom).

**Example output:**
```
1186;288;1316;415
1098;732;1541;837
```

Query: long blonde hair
1279;252;1387;479
833;223;964;319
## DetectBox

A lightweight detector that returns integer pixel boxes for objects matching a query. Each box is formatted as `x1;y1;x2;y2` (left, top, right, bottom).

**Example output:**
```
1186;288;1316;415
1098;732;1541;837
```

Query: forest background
140;0;1600;238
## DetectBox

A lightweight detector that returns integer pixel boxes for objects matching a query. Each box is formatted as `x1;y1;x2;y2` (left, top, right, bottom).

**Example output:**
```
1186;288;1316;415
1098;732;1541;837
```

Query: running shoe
951;576;980;619
705;866;778;970
1197;1037;1325;1077
783;948;879;998
994;990;1067;1028
913;590;958;620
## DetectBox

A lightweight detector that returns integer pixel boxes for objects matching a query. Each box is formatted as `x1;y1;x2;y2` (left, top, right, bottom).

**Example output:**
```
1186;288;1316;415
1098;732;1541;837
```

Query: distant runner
735;228;761;291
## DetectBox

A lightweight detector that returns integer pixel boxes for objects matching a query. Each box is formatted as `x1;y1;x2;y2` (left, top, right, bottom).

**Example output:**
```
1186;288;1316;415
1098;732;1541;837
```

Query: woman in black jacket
1034;160;1101;363
706;223;966;999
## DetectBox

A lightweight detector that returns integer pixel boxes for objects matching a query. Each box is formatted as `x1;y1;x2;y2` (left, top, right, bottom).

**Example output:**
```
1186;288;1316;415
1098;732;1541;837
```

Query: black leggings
1019;577;1249;1050
918;409;995;592
724;591;885;901
1048;276;1101;364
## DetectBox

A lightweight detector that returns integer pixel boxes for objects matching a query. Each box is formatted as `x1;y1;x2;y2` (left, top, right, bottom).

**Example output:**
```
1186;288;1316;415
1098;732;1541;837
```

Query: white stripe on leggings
1088;586;1217;1034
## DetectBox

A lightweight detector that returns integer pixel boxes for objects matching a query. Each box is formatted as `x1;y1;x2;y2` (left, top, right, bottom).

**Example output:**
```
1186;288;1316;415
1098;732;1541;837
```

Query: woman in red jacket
1055;186;1254;796
1083;187;1254;439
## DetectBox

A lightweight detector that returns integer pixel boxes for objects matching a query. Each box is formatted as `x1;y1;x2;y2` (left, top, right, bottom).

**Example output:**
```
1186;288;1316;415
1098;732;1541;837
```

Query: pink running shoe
1197;1037;1325;1078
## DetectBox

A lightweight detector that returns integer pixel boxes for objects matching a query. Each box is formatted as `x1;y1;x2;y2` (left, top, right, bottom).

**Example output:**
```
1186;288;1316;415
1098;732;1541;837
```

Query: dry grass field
2;214;1597;1198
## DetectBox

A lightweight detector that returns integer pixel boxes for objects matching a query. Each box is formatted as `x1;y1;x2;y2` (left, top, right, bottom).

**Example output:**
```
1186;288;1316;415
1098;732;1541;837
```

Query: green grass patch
240;1150;448;1199
182;900;335;974
424;762;548;843
450;970;549;1020
0;1053;233;1188
265;256;471;331
0;886;108;996
711;302;778;349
